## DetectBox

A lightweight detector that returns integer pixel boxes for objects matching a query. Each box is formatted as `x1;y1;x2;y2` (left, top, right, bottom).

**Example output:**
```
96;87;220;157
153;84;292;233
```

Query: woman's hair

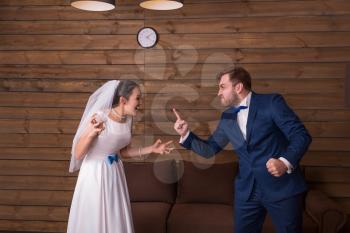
112;80;140;106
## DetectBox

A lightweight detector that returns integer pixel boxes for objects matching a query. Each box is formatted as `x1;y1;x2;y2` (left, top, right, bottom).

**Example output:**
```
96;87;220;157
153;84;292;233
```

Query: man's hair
216;66;252;91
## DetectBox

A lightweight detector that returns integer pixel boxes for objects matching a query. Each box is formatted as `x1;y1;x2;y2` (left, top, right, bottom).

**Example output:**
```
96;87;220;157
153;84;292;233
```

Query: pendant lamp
140;0;183;10
71;0;115;11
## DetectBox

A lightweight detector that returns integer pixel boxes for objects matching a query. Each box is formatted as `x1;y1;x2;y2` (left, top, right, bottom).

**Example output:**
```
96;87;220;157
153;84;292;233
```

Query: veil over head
69;80;120;173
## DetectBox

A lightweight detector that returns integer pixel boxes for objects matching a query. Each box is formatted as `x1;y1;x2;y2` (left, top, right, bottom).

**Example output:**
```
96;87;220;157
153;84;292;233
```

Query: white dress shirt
236;92;251;140
180;91;293;174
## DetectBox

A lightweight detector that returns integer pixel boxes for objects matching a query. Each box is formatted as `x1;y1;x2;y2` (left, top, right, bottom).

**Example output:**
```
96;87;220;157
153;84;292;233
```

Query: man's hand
266;158;288;177
173;108;189;137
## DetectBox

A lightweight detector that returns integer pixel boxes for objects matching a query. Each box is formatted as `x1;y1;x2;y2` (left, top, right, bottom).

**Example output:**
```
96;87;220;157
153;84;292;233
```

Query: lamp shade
140;0;183;10
71;0;115;11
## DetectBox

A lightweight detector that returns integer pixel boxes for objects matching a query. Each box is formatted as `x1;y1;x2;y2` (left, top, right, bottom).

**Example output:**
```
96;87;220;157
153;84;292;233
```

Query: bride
67;80;173;233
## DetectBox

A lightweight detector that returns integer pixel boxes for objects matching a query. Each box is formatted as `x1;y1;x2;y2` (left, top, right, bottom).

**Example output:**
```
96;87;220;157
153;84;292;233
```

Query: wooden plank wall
0;0;349;232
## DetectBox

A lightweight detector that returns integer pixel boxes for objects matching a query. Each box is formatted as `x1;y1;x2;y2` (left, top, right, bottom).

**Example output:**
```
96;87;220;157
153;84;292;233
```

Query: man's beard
221;92;240;107
231;91;240;106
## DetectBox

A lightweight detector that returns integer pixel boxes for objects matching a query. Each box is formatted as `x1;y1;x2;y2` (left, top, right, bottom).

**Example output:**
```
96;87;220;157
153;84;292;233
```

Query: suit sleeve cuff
279;157;294;174
180;131;195;150
179;131;190;144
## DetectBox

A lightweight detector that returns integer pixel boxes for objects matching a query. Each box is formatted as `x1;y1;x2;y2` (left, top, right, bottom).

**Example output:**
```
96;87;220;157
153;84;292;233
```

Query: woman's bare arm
75;115;105;160
120;139;173;159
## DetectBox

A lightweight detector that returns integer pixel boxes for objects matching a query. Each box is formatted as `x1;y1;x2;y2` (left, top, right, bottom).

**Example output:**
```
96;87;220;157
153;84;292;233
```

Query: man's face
217;74;240;107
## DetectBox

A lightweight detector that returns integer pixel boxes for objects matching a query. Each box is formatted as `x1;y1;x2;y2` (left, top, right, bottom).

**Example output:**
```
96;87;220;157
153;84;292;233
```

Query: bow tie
221;106;248;119
106;154;119;165
233;106;248;114
226;106;248;114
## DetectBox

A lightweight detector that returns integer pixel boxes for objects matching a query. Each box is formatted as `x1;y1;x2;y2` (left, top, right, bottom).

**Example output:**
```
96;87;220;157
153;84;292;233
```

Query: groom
173;66;312;233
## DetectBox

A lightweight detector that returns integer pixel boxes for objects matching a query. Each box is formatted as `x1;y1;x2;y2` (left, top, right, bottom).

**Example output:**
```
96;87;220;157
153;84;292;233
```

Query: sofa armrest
305;189;347;233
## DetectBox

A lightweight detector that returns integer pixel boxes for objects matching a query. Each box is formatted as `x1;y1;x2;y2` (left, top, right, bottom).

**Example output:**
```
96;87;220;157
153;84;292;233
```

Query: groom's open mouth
135;106;140;111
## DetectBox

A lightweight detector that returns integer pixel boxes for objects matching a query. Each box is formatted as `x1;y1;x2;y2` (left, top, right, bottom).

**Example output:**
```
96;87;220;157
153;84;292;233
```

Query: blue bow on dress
106;154;119;165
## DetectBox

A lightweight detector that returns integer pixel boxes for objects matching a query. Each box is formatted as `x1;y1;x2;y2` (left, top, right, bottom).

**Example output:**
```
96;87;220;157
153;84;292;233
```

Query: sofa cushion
131;202;172;233
167;203;233;233
124;160;177;203
176;161;237;205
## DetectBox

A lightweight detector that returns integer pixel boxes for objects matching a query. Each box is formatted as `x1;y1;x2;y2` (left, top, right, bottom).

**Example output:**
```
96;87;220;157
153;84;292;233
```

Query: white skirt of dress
67;157;134;233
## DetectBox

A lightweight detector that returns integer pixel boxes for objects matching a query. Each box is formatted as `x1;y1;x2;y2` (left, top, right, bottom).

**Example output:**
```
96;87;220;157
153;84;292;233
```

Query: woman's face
124;87;142;116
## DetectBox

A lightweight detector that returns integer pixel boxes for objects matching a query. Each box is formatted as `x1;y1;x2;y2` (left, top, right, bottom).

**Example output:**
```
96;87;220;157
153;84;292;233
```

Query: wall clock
137;27;159;49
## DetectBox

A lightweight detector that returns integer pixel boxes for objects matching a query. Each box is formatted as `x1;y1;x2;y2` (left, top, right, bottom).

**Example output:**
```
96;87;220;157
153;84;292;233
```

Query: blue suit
181;92;312;233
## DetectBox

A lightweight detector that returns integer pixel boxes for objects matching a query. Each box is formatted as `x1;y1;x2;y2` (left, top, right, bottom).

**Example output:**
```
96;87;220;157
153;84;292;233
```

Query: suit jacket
181;92;312;202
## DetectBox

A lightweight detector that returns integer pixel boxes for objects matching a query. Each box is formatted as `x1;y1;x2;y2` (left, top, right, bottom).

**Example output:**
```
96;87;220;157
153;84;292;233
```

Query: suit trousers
234;180;304;233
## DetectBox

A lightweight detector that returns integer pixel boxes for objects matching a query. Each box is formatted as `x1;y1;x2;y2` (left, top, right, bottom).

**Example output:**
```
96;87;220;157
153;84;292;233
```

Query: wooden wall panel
0;20;143;35
0;190;72;206
1;16;350;35
0;0;349;232
0;51;144;65
347;64;350;107
0;6;143;20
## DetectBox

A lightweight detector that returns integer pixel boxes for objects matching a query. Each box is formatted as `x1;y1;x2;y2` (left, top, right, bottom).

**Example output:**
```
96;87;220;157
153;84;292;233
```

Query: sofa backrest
176;161;237;205
124;160;177;203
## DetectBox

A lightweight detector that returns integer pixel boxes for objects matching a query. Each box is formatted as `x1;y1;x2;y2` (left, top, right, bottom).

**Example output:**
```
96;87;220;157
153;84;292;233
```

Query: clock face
137;27;158;48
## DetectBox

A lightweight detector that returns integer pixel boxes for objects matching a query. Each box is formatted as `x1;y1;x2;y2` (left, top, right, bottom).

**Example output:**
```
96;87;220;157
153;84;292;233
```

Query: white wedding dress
67;110;135;233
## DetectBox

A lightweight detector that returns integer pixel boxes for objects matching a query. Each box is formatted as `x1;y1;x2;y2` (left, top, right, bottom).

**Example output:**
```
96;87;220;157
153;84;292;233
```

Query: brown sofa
124;160;347;233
